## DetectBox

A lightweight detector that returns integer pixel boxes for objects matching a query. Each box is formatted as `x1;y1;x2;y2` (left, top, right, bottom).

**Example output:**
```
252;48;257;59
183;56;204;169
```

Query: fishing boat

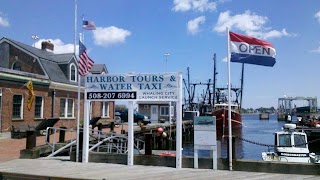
183;54;243;128
212;103;242;128
212;87;242;128
261;123;320;163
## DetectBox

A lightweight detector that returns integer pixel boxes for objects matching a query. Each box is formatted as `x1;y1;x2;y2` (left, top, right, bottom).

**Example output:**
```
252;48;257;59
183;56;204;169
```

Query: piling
26;131;36;149
144;133;153;155
110;122;115;132
59;127;66;143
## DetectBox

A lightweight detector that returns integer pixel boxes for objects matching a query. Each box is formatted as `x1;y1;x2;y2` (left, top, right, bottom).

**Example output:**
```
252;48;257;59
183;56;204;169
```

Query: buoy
157;127;163;133
160;151;175;157
162;132;167;138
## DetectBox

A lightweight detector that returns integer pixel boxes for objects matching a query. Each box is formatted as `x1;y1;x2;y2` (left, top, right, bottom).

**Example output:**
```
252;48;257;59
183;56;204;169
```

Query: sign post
84;73;182;167
194;116;217;170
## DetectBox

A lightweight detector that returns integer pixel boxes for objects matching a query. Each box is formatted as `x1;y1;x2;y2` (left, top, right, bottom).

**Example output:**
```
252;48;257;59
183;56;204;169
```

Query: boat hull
212;108;242;128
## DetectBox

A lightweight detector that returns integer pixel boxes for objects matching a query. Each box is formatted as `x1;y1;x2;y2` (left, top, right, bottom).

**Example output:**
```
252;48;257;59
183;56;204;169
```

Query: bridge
277;96;318;120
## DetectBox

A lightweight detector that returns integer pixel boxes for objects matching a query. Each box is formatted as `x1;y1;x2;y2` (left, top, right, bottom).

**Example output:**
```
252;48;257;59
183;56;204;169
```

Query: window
12;95;23;119
12;61;22;71
101;102;109;117
294;134;306;148
34;96;43;118
70;63;77;82
160;106;169;116
60;98;74;118
278;134;291;147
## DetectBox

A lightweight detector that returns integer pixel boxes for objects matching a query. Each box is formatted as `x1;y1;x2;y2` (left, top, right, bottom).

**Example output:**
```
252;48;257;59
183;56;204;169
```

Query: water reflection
183;114;287;160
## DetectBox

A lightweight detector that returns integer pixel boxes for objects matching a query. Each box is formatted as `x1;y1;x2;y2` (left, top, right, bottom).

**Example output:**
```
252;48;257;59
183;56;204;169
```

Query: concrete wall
75;152;320;175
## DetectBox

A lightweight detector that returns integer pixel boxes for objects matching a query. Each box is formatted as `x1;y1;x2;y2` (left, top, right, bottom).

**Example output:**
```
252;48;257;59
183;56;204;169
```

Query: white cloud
187;16;206;35
93;26;131;47
310;45;320;53
315;10;320;23
172;0;217;12
0;16;9;27
213;11;294;39
34;39;76;54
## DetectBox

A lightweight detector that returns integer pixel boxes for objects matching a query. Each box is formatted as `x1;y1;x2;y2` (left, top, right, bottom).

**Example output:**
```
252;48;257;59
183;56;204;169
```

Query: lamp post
31;35;39;47
164;53;170;73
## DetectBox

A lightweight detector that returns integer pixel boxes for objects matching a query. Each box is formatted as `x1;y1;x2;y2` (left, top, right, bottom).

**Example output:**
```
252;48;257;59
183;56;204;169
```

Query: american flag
82;20;96;30
79;40;94;76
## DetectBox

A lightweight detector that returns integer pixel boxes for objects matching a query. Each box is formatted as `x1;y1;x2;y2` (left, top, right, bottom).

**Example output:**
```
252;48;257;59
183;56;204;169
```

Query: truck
117;110;151;126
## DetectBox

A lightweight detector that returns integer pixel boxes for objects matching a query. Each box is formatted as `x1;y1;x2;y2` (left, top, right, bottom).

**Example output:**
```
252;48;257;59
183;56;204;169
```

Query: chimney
41;41;54;52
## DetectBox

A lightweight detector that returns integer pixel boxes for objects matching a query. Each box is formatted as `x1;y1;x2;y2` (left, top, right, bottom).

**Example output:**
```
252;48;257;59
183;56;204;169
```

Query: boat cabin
274;124;310;163
214;104;239;111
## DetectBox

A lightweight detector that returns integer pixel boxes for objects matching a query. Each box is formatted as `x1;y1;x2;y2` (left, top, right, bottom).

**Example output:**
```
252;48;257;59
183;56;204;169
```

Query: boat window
294;134;306;148
278;134;291;147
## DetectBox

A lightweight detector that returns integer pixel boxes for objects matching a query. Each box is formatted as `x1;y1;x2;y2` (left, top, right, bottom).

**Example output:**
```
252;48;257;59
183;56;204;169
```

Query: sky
1;0;320;109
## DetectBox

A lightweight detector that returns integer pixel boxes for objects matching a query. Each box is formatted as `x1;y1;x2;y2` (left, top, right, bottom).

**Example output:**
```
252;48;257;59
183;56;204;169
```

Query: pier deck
0;158;319;180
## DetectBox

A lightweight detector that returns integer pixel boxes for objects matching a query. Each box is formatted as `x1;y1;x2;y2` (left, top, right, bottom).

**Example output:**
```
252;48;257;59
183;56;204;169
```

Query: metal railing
45;127;145;158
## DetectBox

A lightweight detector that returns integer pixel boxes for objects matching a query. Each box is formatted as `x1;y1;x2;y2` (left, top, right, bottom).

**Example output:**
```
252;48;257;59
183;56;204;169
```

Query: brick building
0;37;114;132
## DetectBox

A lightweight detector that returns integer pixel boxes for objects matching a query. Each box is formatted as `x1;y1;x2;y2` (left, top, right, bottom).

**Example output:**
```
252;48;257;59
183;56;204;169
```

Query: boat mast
187;67;191;110
213;53;217;108
239;63;244;111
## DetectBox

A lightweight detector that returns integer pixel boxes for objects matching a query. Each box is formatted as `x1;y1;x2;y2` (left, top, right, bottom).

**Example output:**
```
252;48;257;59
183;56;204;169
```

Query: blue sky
1;0;320;109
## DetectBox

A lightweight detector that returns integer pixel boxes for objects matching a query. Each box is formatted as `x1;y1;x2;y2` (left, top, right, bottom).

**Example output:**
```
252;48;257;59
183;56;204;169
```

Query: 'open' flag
229;32;276;67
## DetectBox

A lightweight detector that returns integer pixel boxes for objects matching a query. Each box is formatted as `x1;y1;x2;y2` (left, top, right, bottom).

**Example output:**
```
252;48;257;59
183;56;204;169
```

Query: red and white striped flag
79;40;94;76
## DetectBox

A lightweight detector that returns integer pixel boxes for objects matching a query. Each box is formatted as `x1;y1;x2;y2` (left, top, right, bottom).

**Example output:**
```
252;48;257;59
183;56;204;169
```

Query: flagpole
226;27;233;171
74;0;81;163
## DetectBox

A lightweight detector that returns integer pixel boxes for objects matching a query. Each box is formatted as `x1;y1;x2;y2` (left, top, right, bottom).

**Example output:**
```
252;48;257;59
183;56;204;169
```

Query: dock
0;159;319;180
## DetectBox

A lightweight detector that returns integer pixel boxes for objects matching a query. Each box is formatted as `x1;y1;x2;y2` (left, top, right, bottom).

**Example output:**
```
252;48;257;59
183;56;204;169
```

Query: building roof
2;38;80;86
90;64;108;74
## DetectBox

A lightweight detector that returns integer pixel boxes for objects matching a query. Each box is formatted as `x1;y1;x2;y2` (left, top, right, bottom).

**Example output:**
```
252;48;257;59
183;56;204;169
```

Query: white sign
193;116;217;170
194;116;216;150
85;73;179;101
194;131;216;146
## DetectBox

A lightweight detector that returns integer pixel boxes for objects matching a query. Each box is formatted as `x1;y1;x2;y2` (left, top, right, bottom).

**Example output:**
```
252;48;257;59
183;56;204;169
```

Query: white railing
45;127;77;155
45;127;145;157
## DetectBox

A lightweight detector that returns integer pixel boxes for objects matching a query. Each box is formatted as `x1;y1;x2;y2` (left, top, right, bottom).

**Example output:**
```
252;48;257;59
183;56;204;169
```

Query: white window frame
60;98;74;118
69;63;77;82
101;102;109;118
12;94;24;120
160;106;169;116
34;96;44;118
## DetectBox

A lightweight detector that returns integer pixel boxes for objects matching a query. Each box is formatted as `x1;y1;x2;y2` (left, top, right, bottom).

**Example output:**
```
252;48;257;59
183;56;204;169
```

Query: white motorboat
262;123;320;163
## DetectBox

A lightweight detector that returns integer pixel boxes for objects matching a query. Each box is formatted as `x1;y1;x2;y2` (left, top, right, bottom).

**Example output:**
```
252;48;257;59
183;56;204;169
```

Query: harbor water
183;114;287;160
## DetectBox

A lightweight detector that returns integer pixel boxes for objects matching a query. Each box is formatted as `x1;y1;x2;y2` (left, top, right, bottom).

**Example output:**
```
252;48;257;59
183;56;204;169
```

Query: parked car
117;110;151;125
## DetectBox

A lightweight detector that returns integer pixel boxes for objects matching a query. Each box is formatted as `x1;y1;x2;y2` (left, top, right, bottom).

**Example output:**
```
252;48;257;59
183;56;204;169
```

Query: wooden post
26;130;36;149
144;133;152;155
110;122;115;132
157;135;162;150
59;127;66;143
78;130;83;162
